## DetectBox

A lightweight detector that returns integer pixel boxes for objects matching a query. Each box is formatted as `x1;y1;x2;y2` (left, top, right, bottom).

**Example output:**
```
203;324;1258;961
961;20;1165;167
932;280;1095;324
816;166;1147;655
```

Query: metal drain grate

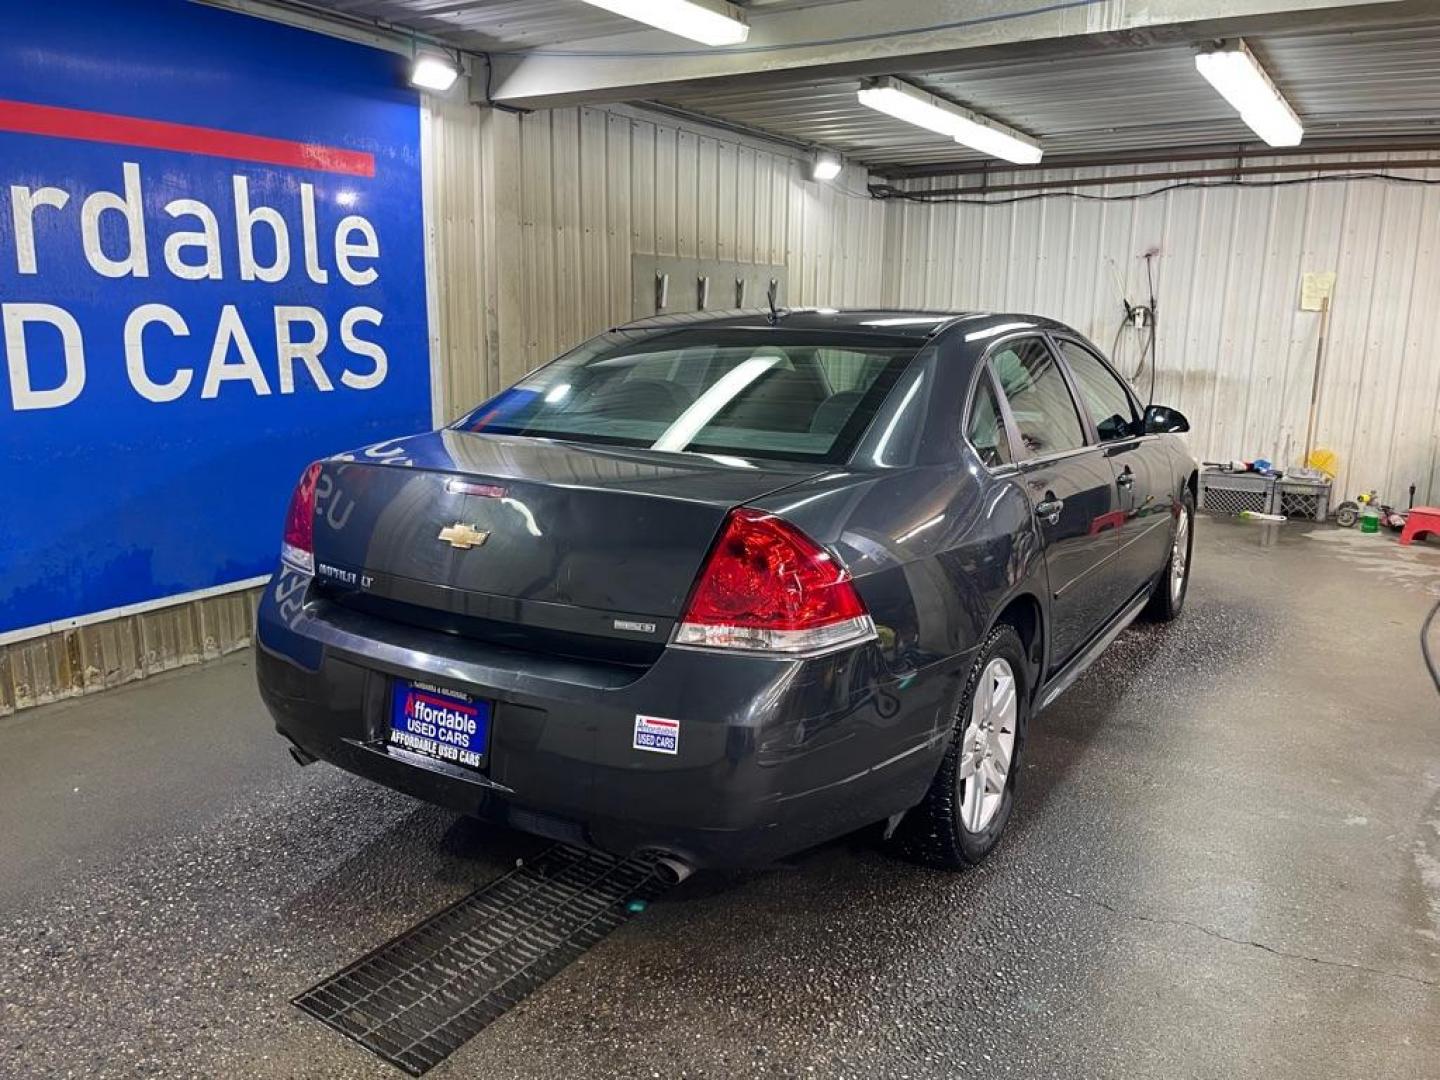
294;844;668;1075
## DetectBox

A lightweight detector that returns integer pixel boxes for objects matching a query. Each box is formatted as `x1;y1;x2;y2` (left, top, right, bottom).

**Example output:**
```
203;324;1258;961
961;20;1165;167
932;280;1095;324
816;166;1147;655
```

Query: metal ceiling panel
298;0;646;50
283;1;1440;167
652;15;1440;170
293;0;848;52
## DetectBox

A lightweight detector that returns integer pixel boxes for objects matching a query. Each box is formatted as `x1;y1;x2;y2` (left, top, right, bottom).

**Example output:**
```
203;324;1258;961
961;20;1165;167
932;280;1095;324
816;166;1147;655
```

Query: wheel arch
988;589;1046;697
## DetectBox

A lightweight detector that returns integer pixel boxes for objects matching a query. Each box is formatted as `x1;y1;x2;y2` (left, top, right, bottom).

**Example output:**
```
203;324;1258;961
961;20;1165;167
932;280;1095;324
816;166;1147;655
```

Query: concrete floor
3;520;1439;1079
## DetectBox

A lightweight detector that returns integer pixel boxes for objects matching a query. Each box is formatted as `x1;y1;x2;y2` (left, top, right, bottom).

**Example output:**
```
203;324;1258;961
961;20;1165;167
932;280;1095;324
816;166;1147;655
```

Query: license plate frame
388;679;491;771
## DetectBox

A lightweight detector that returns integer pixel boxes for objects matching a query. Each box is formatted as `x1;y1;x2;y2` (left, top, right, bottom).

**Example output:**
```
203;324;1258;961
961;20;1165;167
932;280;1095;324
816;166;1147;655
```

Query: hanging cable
1130;325;1155;384
1143;251;1159;404
869;172;1440;206
1424;596;1440;695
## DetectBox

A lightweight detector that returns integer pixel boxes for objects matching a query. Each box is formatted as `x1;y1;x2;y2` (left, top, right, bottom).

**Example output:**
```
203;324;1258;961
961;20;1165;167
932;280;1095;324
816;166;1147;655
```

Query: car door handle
1035;498;1064;524
1116;471;1135;487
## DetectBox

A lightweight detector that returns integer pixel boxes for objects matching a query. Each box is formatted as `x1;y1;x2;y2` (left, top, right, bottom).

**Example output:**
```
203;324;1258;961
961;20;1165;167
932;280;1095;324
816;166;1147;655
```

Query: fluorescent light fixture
856;77;1042;165
410;53;459;92
812;151;842;182
577;0;749;46
1195;39;1303;147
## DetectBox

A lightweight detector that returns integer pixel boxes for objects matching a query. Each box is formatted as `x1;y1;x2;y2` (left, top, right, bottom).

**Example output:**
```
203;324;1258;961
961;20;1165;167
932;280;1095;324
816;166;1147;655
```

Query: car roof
613;307;1075;342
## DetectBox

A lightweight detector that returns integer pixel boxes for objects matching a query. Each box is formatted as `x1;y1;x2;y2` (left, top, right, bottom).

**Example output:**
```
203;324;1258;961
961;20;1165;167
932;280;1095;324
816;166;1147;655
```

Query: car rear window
454;330;919;463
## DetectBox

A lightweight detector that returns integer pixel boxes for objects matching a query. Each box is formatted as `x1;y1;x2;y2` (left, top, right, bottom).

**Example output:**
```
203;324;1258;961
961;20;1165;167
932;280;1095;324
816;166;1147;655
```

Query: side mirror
1143;404;1189;434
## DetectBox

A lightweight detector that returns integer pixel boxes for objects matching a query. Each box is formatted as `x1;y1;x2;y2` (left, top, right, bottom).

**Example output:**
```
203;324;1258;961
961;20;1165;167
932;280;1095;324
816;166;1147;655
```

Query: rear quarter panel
756;467;1043;675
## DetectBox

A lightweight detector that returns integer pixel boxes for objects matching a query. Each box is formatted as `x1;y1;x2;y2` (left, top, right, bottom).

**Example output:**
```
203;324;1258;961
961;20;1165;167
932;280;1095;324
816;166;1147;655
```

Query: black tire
1144;489;1195;622
1335;502;1359;528
889;623;1029;869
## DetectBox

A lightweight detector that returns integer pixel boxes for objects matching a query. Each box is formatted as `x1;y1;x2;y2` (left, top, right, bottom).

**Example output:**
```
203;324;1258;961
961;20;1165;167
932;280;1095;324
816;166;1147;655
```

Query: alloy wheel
957;658;1017;833
1170;508;1191;604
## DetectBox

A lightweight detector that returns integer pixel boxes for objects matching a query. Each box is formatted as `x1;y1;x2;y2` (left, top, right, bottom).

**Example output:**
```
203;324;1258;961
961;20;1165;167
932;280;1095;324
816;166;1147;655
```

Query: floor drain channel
293;844;668;1076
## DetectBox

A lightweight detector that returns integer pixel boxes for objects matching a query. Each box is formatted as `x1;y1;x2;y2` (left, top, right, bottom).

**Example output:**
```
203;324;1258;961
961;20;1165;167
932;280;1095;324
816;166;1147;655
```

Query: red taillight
280;461;323;573
674;508;874;654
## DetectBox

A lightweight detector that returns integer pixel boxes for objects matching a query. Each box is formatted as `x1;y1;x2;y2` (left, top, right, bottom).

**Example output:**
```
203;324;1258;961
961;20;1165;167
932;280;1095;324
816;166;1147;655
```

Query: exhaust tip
288;744;317;767
652;853;695;886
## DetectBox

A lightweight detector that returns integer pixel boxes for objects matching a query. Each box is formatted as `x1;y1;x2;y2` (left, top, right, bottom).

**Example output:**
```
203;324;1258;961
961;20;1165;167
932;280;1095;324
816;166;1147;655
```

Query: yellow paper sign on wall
1300;271;1337;311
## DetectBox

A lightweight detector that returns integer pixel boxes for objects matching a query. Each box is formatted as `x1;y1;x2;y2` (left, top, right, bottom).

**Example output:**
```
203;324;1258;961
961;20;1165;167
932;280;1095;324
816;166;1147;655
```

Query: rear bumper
254;566;962;868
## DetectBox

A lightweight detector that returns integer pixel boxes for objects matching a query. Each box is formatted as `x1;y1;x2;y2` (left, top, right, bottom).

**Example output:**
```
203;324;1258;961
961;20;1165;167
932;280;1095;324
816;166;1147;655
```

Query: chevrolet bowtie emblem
437;523;490;550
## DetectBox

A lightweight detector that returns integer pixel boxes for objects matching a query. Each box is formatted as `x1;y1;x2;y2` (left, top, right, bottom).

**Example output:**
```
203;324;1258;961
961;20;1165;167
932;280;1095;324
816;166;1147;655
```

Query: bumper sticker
633;714;679;755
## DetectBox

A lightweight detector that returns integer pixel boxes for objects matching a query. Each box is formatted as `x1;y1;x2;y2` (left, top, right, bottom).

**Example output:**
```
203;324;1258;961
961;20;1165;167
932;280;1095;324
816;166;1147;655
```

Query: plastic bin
1198;469;1278;516
1276;477;1331;522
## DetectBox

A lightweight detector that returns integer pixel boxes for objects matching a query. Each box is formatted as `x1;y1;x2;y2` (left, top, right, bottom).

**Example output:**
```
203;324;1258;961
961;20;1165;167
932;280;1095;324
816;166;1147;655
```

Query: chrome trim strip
1017;444;1101;470
1036;589;1149;711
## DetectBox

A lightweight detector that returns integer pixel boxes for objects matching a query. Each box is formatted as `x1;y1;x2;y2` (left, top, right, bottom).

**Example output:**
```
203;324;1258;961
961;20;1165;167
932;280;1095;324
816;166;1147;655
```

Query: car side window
988;337;1087;457
1057;340;1139;442
966;370;1013;468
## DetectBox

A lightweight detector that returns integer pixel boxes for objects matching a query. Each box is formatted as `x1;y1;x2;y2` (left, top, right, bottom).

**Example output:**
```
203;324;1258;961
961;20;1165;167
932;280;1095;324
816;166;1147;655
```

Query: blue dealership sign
0;0;430;635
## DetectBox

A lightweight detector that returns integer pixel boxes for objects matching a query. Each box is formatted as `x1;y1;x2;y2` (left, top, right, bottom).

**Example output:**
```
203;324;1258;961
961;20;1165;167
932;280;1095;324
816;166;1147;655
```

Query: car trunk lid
308;429;824;662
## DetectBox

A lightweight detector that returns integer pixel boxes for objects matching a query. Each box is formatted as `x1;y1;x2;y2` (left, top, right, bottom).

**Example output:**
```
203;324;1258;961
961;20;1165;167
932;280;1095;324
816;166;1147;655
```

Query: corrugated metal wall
424;97;889;421
884;156;1440;503
425;93;503;422
0;588;260;717
512;105;886;373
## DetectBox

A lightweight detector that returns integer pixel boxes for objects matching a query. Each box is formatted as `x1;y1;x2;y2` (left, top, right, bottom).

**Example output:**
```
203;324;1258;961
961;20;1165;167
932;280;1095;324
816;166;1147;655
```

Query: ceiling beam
487;0;1401;109
875;137;1440;179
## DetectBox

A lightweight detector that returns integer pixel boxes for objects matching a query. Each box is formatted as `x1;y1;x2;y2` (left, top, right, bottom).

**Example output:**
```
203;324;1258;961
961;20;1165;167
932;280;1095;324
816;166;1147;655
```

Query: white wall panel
519;105;888;359
424;97;889;420
884;158;1440;503
423;91;494;419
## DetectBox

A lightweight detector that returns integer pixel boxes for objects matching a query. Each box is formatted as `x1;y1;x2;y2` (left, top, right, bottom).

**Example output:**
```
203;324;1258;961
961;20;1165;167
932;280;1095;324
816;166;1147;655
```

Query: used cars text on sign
0;0;430;635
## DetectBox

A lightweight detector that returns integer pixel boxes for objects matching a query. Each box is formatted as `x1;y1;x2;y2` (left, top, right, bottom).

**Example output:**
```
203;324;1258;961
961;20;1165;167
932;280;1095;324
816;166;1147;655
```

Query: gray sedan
255;308;1197;874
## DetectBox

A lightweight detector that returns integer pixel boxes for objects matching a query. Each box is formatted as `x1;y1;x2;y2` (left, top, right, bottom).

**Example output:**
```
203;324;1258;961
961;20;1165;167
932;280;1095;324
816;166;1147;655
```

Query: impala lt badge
437;523;489;550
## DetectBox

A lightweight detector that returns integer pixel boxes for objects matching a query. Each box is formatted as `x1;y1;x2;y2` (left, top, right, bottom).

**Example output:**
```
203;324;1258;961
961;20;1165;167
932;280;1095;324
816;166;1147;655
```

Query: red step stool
1399;507;1440;545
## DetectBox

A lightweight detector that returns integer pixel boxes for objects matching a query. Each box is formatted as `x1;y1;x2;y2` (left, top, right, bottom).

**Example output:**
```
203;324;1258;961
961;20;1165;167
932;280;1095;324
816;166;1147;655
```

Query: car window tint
1058;340;1138;442
455;332;918;465
989;338;1086;456
621;352;678;382
815;348;889;393
967;372;1012;468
